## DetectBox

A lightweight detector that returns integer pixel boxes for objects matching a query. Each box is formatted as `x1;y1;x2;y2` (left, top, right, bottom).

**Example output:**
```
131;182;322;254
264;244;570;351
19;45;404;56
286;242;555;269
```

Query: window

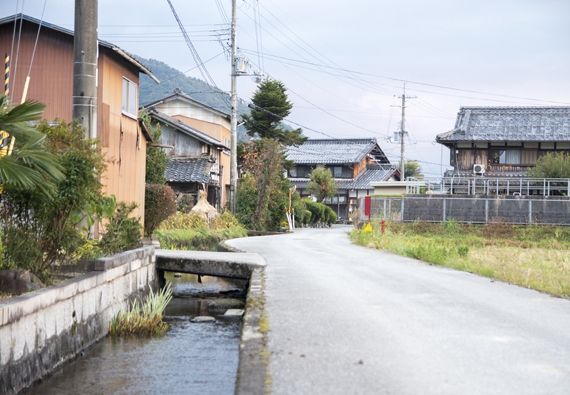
289;167;297;177
122;78;138;118
491;149;521;165
333;166;343;177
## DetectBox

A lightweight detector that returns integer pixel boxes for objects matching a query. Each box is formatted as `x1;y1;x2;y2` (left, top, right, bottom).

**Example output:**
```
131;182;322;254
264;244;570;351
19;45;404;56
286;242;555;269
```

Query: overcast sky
3;0;570;176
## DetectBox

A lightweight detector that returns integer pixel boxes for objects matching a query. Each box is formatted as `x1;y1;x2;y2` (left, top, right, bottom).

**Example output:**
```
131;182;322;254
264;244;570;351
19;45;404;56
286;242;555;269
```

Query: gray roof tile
286;138;389;164
165;158;211;183
437;107;570;144
290;164;397;191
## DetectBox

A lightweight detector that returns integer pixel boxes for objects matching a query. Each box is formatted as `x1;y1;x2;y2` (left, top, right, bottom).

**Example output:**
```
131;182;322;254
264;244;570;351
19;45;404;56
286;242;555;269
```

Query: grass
350;220;570;298
109;282;173;336
156;211;247;251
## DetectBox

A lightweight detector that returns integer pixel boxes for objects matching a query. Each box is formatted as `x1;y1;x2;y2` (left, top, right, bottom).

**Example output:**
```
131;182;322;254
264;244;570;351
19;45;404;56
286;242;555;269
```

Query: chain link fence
359;196;570;225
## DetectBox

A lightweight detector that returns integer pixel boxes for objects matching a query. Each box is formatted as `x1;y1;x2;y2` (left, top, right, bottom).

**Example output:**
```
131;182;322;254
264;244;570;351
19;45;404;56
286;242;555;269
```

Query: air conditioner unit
473;164;485;174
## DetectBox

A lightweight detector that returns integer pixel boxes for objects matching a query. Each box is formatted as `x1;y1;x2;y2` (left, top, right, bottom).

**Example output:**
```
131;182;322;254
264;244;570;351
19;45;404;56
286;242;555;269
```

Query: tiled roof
290;164;398;191
437;107;570;144
286;138;389;164
149;110;229;149
351;164;399;189
165;158;211;183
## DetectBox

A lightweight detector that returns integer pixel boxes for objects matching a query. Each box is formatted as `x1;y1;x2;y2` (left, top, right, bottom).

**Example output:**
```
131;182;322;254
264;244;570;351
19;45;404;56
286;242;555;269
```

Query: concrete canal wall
0;246;157;395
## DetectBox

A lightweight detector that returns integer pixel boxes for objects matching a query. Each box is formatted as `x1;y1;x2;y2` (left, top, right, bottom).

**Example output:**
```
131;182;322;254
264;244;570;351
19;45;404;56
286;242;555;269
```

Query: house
143;89;231;208
0;14;159;226
286;138;400;218
436;107;570;177
146;108;229;209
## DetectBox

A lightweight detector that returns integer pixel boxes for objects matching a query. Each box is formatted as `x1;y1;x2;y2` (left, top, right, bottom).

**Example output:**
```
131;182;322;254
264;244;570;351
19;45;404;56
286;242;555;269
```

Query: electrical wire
26;0;47;77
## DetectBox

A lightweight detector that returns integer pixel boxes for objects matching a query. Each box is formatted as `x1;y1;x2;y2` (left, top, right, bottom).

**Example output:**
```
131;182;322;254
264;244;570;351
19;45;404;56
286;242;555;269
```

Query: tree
403;160;423;180
141;111;168;184
306;167;338;202
0;95;64;195
528;152;570;179
237;139;289;231
140;110;176;235
241;79;307;146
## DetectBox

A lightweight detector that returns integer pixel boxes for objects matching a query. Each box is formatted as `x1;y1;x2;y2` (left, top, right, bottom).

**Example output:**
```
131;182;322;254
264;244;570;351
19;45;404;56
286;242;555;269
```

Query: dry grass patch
351;221;570;298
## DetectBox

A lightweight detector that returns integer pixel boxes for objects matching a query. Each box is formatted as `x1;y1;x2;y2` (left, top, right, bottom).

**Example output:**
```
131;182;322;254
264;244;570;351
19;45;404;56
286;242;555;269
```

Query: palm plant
0;95;64;195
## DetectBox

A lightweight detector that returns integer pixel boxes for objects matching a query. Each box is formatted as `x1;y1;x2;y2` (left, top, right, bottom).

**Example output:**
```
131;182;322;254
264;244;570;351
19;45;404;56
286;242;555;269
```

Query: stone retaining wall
0;246;157;395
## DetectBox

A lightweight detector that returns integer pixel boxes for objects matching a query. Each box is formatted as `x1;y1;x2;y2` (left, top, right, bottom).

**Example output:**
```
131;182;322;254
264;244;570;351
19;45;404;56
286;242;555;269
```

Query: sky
3;0;570;177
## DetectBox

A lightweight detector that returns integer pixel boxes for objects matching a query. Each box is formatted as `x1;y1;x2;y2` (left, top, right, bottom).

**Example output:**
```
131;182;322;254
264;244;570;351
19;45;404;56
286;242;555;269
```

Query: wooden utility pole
72;0;98;139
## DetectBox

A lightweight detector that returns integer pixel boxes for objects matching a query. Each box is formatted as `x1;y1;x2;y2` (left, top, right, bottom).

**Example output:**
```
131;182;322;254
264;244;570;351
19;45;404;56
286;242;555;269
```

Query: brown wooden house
144;89;231;209
286;138;399;218
436;107;570;177
0;14;159;225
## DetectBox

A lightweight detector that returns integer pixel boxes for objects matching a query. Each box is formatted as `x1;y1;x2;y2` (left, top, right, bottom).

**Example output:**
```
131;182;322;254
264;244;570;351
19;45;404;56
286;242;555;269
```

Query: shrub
144;184;177;237
158;212;207;231
99;202;142;255
1;121;108;281
157;210;247;251
324;206;337;224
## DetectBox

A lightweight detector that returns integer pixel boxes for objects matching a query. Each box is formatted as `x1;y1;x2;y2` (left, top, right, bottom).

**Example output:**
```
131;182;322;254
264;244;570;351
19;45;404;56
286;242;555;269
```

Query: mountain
137;57;250;141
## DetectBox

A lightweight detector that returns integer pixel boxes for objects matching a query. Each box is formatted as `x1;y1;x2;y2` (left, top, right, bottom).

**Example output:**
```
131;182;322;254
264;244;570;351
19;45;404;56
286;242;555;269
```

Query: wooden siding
99;49;146;224
456;149;570;172
168;114;231;207
0;21;73;120
1;20;148;228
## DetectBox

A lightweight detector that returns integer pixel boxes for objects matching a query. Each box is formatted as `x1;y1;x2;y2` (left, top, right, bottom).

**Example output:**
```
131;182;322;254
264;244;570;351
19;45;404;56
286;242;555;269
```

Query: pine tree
242;79;307;146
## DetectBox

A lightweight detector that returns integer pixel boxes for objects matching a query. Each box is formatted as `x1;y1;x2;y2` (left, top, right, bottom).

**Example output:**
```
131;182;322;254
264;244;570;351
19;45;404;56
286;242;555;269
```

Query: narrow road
228;226;570;395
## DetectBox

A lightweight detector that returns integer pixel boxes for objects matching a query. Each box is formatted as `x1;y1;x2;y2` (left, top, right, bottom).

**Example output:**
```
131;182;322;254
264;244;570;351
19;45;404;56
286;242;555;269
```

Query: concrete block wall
0;246;157;395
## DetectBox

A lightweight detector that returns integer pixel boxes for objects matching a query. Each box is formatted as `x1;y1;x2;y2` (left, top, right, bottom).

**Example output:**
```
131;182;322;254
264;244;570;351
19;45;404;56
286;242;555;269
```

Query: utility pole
72;0;98;139
229;0;238;214
398;84;415;181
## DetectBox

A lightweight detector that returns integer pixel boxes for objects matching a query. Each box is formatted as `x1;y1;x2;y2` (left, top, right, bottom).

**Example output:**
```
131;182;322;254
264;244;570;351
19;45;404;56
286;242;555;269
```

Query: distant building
286;138;400;218
436;107;570;177
146;108;229;209
144;89;231;209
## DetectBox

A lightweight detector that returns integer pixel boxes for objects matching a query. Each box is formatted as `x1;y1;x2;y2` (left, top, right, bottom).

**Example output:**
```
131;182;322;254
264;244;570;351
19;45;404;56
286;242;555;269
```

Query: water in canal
24;273;247;395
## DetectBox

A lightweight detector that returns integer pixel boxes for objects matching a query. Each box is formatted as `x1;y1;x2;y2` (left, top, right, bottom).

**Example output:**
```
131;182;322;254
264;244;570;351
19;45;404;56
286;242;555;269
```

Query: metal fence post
401;199;405;222
443;198;446;222
529;200;532;225
383;199;387;219
485;199;489;224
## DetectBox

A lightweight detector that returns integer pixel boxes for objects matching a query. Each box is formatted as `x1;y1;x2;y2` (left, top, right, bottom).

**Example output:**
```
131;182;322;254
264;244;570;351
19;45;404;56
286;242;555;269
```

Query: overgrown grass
351;221;570;298
109;283;173;336
156;211;247;251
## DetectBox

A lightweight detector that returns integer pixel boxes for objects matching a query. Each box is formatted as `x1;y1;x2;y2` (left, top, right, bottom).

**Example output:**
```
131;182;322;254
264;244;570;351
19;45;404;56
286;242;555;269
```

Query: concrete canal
23;273;246;395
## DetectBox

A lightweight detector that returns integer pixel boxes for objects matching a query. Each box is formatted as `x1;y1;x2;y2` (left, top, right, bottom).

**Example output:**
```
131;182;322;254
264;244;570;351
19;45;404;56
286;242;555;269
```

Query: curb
235;267;269;395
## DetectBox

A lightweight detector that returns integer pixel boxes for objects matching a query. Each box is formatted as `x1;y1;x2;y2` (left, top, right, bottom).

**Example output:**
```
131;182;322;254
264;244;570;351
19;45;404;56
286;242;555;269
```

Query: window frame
122;77;138;119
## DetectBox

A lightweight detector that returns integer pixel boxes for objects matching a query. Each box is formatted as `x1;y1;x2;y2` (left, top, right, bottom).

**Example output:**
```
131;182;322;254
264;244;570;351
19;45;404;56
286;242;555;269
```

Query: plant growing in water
109;282;173;336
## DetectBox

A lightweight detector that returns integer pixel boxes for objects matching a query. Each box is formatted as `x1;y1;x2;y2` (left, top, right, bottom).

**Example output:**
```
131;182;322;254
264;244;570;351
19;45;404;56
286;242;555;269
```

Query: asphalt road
227;225;570;395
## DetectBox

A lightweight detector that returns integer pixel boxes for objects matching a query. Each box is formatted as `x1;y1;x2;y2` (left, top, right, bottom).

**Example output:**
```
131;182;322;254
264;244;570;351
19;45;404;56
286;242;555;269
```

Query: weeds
156;211;247;251
109;283;173;336
350;221;570;298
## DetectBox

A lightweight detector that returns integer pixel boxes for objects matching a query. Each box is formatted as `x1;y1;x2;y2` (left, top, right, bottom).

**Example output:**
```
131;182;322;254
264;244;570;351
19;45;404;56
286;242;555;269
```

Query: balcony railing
406;177;570;196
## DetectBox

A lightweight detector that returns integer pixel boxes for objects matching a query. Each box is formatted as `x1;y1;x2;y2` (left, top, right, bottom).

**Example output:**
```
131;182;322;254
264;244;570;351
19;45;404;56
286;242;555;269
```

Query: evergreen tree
242;79;307;146
307;167;338;202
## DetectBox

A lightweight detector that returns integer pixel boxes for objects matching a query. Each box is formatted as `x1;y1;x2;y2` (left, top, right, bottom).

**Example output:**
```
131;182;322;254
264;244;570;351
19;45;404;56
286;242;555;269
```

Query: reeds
109;282;173;336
